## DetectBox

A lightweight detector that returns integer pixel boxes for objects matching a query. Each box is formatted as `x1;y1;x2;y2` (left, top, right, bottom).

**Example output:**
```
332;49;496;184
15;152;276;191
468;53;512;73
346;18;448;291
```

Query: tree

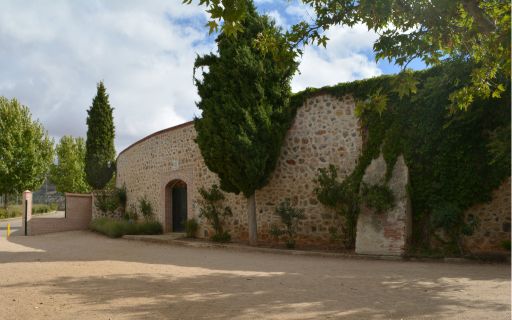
85;82;116;190
50;136;90;193
0;97;54;208
187;0;510;111
193;1;298;245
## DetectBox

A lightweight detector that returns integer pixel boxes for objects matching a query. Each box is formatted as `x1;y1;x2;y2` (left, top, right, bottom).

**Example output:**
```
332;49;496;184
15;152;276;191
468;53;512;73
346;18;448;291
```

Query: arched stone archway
164;180;187;232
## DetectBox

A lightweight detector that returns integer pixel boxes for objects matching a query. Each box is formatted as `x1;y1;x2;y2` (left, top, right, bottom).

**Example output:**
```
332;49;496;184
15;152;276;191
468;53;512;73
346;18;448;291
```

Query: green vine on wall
304;61;510;252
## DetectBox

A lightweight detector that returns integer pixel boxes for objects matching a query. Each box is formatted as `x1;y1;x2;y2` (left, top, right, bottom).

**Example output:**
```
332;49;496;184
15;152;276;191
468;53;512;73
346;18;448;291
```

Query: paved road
0;211;65;237
0;231;510;320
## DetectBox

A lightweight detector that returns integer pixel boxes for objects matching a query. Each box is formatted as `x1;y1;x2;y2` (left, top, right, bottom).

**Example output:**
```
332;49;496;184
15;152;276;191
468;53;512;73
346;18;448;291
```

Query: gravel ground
0;231;510;320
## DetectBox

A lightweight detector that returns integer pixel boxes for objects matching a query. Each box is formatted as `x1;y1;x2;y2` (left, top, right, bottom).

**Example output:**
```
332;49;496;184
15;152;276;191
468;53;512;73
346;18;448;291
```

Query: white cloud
292;24;382;91
0;0;212;152
0;1;384;153
267;10;287;29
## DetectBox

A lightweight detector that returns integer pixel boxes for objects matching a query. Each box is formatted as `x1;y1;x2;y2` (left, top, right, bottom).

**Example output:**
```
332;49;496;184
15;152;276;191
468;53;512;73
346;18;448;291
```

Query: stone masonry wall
462;178;511;253
115;94;362;247
115;92;510;251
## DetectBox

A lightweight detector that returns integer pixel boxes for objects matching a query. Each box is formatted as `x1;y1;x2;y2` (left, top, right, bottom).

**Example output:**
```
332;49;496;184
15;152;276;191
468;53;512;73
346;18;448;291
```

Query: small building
115;93;362;246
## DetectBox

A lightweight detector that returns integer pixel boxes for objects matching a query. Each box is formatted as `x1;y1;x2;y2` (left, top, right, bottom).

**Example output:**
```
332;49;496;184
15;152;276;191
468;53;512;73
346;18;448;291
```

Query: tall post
22;190;32;236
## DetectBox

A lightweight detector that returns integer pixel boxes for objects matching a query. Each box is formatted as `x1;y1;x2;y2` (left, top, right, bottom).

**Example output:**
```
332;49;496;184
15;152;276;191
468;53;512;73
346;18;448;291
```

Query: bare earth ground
0;231;510;320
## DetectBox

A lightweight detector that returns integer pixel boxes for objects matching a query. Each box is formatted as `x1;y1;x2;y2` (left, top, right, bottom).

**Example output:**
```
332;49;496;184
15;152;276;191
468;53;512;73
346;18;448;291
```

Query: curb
121;235;504;264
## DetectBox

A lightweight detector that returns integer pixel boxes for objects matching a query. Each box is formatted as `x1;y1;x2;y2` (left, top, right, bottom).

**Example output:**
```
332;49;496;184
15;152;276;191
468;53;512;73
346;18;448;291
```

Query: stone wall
355;155;412;256
462;178;511;253
115;93;362;246
115;91;511;252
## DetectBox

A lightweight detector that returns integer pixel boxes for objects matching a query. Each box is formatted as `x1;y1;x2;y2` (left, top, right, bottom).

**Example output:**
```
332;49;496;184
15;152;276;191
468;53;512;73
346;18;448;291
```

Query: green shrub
185;218;199;238
136;220;163;235
360;183;395;214
501;240;511;251
211;231;231;243
95;190;119;216
270;199;305;249
0;207;21;219
90;218;163;238
314;165;359;248
123;203;138;221
138;196;153;221
116;185;127;213
198;185;232;242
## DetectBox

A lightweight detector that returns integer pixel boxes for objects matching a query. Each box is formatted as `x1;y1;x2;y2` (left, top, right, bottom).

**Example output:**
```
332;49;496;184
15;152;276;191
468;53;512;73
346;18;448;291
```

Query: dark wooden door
172;186;187;232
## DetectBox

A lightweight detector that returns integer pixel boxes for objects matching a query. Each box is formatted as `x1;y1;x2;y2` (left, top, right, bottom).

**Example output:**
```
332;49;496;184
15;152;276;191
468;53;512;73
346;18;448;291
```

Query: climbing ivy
305;61;510;252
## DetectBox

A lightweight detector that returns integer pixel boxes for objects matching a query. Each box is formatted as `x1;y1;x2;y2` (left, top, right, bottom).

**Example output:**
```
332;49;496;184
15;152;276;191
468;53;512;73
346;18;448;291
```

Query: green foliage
360;183;395;214
193;1;298;197
211;231;232;243
123;203;139;221
307;61;510;252
198;185;232;241
116;184;127;213
94;190;119;216
50;136;90;193
0;97;54;199
85;82;116;190
138;196;154;221
32;203;58;214
270;199;305;249
189;0;510;112
314;165;360;248
0;204;58;219
90;218;163;238
501;240;511;251
185;218;199;238
0;207;21;219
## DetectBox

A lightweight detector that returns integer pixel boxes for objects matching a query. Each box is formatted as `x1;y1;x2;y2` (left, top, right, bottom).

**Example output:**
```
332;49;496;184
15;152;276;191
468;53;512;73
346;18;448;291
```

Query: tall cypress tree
194;1;298;245
85;82;116;190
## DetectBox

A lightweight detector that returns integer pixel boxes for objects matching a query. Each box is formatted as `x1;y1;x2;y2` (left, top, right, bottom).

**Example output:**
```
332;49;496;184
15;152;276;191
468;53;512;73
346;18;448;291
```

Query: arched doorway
165;180;187;232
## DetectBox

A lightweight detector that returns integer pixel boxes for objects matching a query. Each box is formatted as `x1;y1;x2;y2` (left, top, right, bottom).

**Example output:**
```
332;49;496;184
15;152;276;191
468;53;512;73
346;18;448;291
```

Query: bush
501;240;511;251
95;190;119;216
136;220;163;235
185;218;199;238
198;185;232;242
270;199;305;249
211;231;231;243
90;218;163;238
123;203;138;221
32;204;58;214
138;196;153;221
116;185;127;213
360;183;395;214
0;207;21;219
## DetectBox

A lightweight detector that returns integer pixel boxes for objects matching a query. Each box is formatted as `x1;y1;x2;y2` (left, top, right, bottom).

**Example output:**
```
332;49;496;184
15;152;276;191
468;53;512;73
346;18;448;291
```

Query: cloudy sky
0;0;424;153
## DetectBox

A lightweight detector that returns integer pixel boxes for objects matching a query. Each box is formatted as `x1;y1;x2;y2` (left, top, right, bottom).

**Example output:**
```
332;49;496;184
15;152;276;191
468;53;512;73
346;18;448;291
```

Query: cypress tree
85;82;116;190
194;1;298;245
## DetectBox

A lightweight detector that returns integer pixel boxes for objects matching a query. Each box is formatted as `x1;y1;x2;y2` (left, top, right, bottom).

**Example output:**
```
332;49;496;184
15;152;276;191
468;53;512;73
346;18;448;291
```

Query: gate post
22;190;32;236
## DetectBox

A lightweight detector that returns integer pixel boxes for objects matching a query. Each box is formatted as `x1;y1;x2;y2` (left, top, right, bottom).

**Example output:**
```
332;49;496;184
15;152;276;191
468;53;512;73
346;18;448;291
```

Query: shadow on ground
1;231;510;319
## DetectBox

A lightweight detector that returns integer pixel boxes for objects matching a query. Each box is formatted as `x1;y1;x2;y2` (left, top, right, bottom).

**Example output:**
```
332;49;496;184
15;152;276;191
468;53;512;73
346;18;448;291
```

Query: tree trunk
247;193;258;246
3;193;7;209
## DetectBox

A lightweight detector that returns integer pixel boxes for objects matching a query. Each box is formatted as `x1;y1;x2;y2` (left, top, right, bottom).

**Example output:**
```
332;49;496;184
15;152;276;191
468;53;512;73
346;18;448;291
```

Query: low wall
28;193;92;236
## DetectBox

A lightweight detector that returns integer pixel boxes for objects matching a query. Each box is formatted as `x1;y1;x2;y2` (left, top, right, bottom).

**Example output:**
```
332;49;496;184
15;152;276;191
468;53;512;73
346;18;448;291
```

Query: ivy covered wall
293;61;510;253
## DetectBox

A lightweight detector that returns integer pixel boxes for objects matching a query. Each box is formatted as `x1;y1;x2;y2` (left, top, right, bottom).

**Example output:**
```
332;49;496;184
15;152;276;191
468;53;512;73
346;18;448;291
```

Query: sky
0;0;425;153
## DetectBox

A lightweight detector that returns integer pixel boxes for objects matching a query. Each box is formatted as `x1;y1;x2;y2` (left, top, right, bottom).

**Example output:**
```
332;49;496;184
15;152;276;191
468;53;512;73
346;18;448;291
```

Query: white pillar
22;190;32;236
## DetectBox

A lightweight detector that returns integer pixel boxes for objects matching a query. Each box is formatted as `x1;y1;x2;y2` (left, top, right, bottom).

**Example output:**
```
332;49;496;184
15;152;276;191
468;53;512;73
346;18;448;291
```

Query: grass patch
0;207;21;219
90;218;163;238
0;203;59;220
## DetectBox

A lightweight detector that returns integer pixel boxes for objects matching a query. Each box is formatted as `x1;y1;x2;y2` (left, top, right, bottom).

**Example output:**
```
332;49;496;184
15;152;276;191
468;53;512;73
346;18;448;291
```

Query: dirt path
0;231;510;319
